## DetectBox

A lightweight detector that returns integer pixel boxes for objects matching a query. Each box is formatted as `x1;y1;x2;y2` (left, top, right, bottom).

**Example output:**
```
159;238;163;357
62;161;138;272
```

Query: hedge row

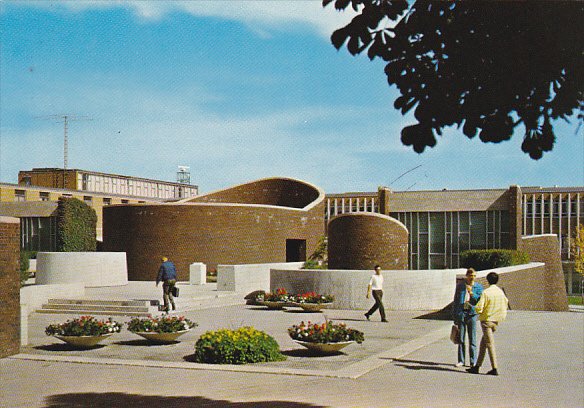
460;249;529;271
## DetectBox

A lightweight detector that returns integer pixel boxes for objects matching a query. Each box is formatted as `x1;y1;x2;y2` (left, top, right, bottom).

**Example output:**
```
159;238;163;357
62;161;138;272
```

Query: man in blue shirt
156;257;177;312
452;268;483;368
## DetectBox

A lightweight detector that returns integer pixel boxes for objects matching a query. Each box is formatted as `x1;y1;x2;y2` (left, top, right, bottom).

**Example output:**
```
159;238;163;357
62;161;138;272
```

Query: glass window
470;212;487;249
459;212;469;232
40;192;50;201
418;212;429;233
83;196;92;205
430;212;445;254
15;189;26;202
103;198;112;206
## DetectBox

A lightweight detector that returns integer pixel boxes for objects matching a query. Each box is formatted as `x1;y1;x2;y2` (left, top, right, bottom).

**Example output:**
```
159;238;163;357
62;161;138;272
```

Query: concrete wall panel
36;252;128;287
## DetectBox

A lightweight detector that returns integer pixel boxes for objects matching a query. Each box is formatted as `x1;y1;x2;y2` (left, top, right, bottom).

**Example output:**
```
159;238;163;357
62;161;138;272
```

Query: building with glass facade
326;185;584;294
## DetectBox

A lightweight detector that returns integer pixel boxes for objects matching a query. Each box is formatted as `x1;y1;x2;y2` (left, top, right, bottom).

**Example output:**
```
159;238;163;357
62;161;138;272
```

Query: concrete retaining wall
271;268;464;310
218;262;304;293
36;252;128;287
472;262;550;311
273;262;554;311
20;283;85;316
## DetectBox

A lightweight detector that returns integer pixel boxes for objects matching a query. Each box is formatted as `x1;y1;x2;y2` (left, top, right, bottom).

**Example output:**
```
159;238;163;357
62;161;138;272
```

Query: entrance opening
286;239;306;262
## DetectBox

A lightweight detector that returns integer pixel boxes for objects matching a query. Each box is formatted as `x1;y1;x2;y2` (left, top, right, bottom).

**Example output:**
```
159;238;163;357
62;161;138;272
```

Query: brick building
103;177;325;280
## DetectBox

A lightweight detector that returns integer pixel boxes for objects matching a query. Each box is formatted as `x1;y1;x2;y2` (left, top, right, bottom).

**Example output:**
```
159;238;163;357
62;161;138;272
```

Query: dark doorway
286;239;306;262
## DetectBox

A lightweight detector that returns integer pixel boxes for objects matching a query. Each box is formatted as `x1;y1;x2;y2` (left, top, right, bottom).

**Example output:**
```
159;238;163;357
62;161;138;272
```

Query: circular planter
132;330;190;344
259;301;288;310
294;340;355;354
294;302;333;312
54;333;113;348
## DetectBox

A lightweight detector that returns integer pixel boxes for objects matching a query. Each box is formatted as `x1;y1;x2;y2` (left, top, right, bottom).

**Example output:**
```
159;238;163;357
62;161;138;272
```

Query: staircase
36;299;160;317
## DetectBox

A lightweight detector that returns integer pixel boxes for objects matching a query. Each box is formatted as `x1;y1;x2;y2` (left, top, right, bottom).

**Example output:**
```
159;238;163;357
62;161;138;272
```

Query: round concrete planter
294;340;354;354
132;330;190;344
294;302;333;312
54;333;113;348
259;301;289;310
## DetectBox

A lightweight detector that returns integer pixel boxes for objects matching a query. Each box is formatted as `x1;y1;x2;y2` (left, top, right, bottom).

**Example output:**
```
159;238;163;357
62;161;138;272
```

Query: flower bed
288;321;364;344
292;292;334;304
257;287;292;303
194;326;286;364
45;316;121;337
126;315;197;333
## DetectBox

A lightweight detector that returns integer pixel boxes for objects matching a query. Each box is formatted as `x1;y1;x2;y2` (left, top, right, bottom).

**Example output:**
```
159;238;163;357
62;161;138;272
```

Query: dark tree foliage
323;0;584;158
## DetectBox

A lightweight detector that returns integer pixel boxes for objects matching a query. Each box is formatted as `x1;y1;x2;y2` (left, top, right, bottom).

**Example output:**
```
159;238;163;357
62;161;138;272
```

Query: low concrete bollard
190;262;207;285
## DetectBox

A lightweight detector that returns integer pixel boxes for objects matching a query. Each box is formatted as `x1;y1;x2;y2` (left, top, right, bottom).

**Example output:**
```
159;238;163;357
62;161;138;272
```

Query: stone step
36;308;154;317
47;298;157;307
41;303;152;313
37;298;160;316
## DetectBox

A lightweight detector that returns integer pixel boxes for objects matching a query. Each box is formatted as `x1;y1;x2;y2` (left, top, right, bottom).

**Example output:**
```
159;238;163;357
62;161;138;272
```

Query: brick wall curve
103;178;325;280
328;212;409;270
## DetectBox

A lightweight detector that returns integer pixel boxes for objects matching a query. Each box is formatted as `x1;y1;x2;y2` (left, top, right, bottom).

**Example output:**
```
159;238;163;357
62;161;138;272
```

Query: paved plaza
1;283;583;407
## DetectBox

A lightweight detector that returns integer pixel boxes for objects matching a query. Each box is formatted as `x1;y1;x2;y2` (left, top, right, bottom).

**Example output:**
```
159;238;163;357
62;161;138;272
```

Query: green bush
302;235;328;269
194;327;286;364
19;251;31;286
56;197;97;251
460;249;530;271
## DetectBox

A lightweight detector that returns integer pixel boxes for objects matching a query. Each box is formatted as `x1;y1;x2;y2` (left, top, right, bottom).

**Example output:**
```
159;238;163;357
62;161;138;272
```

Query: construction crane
37;114;92;187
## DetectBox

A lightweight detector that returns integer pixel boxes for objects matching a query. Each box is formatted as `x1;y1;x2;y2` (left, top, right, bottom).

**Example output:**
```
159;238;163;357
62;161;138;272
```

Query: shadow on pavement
391;358;463;374
44;393;328;407
281;349;345;358
114;339;180;346
414;304;453;321
34;343;107;352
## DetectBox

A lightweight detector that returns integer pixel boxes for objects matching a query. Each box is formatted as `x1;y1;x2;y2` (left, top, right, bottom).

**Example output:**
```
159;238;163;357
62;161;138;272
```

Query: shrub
302;236;328;269
127;315;197;333
194;327;286;364
45;316;121;336
288;321;364;344
19;251;31;286
460;249;530;271
56;197;97;252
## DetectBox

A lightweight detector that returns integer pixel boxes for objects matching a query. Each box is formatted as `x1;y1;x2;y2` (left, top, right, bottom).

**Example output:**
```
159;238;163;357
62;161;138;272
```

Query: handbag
450;324;461;344
171;286;179;297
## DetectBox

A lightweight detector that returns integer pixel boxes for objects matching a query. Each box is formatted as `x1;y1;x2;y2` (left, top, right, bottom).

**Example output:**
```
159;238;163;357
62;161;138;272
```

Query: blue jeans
457;314;478;366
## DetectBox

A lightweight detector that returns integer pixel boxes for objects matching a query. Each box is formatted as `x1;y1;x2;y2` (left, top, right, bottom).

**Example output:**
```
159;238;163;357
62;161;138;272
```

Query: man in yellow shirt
467;272;509;376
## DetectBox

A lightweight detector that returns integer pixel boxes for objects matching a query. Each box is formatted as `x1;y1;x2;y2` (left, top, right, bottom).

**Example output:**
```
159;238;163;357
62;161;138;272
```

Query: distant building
0;182;161;249
326;185;584;294
18;168;198;200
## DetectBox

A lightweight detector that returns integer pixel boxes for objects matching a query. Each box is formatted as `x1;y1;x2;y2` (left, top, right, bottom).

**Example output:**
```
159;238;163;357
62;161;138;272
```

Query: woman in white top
365;265;388;322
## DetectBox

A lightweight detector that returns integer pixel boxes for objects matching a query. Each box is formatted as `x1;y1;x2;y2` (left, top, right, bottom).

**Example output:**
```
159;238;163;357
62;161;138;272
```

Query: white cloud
15;0;356;38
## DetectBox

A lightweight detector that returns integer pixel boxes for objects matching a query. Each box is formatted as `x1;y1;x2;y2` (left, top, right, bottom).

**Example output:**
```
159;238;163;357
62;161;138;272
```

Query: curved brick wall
328;213;409;270
184;177;321;209
103;177;325;280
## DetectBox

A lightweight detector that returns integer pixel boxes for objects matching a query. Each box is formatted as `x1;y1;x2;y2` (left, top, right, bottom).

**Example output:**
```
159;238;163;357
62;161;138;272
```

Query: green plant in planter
127;315;197;333
288;321;364;344
292;292;334;304
194;326;286;364
45;316;121;336
257;288;291;303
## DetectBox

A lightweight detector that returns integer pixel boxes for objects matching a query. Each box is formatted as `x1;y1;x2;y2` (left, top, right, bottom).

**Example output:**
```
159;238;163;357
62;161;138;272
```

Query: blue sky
1;1;582;194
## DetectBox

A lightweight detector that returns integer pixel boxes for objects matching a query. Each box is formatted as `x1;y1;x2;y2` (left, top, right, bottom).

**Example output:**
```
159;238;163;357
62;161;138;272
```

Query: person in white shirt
365;265;388;322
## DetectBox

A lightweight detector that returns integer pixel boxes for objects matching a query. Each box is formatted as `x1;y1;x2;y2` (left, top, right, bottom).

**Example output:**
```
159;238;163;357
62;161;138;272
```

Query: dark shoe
381;319;388;323
487;369;499;376
466;366;480;374
364;313;370;321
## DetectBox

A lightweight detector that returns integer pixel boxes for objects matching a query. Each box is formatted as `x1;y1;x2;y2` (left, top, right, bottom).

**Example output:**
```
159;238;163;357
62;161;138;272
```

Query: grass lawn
568;296;583;306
